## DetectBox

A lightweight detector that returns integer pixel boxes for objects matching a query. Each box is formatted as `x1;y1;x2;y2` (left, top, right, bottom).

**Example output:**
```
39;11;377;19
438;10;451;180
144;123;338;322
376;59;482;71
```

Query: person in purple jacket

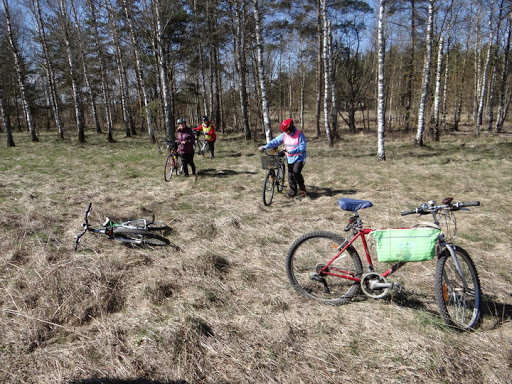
259;118;307;198
176;118;196;176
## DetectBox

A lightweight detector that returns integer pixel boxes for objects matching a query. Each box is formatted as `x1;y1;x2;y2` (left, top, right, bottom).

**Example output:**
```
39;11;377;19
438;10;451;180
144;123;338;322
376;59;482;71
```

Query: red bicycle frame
318;228;406;281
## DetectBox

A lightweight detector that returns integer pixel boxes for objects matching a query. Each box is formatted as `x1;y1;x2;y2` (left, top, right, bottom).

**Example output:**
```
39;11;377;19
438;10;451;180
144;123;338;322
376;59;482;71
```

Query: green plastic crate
370;228;441;263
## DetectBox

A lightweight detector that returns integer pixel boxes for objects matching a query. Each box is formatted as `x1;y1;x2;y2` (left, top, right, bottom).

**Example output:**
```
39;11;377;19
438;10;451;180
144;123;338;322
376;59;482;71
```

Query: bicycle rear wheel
262;171;275;206
276;163;285;193
435;246;481;330
176;155;184;175
164;154;176;181
113;228;170;246
120;220;170;231
286;231;363;305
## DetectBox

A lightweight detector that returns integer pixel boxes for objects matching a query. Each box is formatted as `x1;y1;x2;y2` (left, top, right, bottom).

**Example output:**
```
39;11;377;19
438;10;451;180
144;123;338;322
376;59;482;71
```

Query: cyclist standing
195;116;217;159
259;118;307;198
176;118;196;176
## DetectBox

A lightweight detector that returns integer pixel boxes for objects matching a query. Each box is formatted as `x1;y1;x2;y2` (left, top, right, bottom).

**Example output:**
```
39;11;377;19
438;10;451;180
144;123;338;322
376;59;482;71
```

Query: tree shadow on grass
196;168;257;178
70;379;188;384
480;293;512;328
304;186;358;200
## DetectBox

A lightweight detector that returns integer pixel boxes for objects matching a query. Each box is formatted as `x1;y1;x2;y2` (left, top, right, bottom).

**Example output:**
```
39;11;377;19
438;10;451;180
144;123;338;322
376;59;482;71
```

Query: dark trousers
287;161;305;196
207;140;215;158
181;152;196;175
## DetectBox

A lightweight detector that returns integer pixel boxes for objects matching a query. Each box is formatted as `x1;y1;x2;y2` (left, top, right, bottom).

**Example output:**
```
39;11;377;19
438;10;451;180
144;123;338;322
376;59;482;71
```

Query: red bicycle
286;197;481;330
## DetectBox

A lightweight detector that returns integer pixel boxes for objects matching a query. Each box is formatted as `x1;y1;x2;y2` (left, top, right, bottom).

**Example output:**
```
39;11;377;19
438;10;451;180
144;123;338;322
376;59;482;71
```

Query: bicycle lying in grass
260;149;286;206
286;197;481;331
163;140;184;181
74;203;170;250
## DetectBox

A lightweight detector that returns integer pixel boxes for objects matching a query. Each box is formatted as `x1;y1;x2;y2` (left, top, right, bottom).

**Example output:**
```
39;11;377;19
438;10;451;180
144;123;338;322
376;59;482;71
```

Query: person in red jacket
176;118;196;176
195;116;217;159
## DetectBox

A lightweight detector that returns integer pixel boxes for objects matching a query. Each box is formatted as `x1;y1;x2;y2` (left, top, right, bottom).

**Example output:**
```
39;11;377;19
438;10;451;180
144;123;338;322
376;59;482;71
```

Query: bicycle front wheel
113;228;170;246
164;154;176;182
262;171;275;206
276;162;285;193
120;220;170;231
435;246;481;330
286;231;363;305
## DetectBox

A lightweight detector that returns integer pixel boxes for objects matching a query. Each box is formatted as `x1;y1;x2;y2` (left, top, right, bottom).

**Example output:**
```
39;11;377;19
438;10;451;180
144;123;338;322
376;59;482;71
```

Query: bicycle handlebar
401;199;480;216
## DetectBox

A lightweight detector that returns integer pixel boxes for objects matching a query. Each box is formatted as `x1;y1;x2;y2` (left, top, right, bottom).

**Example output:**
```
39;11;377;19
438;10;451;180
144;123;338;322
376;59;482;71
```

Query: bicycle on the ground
286;197;481;331
194;131;210;157
74;203;170;250
260;149;286;206
163;140;184;181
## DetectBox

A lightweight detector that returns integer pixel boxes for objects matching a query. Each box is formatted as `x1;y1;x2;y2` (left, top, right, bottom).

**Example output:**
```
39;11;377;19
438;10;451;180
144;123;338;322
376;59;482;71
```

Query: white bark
433;36;444;141
415;0;434;146
321;0;332;145
252;0;272;142
2;0;38;141
377;0;386;160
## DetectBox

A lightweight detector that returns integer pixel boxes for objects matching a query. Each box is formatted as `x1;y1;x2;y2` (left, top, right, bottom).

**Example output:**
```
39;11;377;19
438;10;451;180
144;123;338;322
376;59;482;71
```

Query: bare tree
415;0;434;147
2;0;38;142
496;13;512;132
32;0;64;139
0;87;15;146
252;0;272;142
376;0;386;160
321;0;333;145
432;36;444;141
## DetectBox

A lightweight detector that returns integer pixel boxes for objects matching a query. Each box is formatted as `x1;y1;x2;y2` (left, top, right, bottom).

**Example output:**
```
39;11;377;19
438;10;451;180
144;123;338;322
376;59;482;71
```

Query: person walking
195;116;217;159
259;118;307;198
176;118;196;176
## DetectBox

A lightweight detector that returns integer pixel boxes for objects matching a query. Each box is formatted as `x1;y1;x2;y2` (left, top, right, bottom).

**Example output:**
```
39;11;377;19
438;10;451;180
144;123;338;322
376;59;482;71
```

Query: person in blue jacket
259;118;307;198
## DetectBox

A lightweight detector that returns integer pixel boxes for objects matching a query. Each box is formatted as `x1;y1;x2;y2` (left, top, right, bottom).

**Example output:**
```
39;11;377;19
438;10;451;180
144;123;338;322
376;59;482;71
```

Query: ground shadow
480;293;512;328
70;379;188;384
304;186;358;200
196;168;257;178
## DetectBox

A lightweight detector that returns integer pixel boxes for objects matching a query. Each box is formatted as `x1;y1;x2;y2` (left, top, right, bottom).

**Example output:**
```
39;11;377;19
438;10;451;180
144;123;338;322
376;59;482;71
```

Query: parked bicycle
74;203;170;250
286;197;481;331
163;140;184;181
260;149;286;206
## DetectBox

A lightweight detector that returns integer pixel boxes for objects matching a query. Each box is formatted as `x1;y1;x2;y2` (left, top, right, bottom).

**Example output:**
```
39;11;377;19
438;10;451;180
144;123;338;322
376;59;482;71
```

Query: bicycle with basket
260;149;286;206
286;197;481;331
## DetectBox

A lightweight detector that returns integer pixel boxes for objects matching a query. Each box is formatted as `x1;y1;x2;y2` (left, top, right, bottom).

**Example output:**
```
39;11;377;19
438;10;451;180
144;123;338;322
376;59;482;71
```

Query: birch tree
321;0;333;145
432;36;443;141
252;0;272;142
415;0;434;147
32;0;64;139
0;87;15;146
2;0;38;142
496;14;512;132
376;0;386;160
121;0;155;142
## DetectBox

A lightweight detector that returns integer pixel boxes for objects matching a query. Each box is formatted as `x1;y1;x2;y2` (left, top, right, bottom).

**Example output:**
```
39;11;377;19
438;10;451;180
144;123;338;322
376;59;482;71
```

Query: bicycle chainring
360;272;391;299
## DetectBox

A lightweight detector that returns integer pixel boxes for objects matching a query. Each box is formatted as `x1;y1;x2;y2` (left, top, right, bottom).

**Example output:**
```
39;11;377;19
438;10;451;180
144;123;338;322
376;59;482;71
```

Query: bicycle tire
113;227;170;246
262;171;275;206
286;231;363;305
176;155;184;175
118;220;170;231
164;154;176;182
434;246;481;330
276;162;285;193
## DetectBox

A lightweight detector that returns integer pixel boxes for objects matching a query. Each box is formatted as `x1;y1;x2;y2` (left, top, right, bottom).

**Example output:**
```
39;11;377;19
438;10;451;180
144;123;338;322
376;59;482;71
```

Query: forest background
1;0;512;383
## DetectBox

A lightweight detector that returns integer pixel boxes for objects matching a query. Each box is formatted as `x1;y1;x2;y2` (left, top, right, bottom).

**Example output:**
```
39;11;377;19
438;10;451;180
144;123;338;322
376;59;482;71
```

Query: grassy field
0;126;511;384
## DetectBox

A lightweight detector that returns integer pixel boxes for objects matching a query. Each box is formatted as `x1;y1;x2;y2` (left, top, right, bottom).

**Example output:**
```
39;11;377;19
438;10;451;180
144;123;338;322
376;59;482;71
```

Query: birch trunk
122;0;155;140
329;26;338;141
234;0;251;139
496;15;512;132
376;0;386;160
0;89;16;147
33;0;64;139
433;36;444;141
58;0;86;143
252;0;272;142
321;0;332;145
3;0;38;142
154;0;172;143
315;0;322;137
415;0;434;146
107;3;132;137
476;0;496;136
89;0;114;142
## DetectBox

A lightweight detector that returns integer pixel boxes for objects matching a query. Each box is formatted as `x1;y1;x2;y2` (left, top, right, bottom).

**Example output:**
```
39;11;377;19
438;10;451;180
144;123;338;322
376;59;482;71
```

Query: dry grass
0;126;511;384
